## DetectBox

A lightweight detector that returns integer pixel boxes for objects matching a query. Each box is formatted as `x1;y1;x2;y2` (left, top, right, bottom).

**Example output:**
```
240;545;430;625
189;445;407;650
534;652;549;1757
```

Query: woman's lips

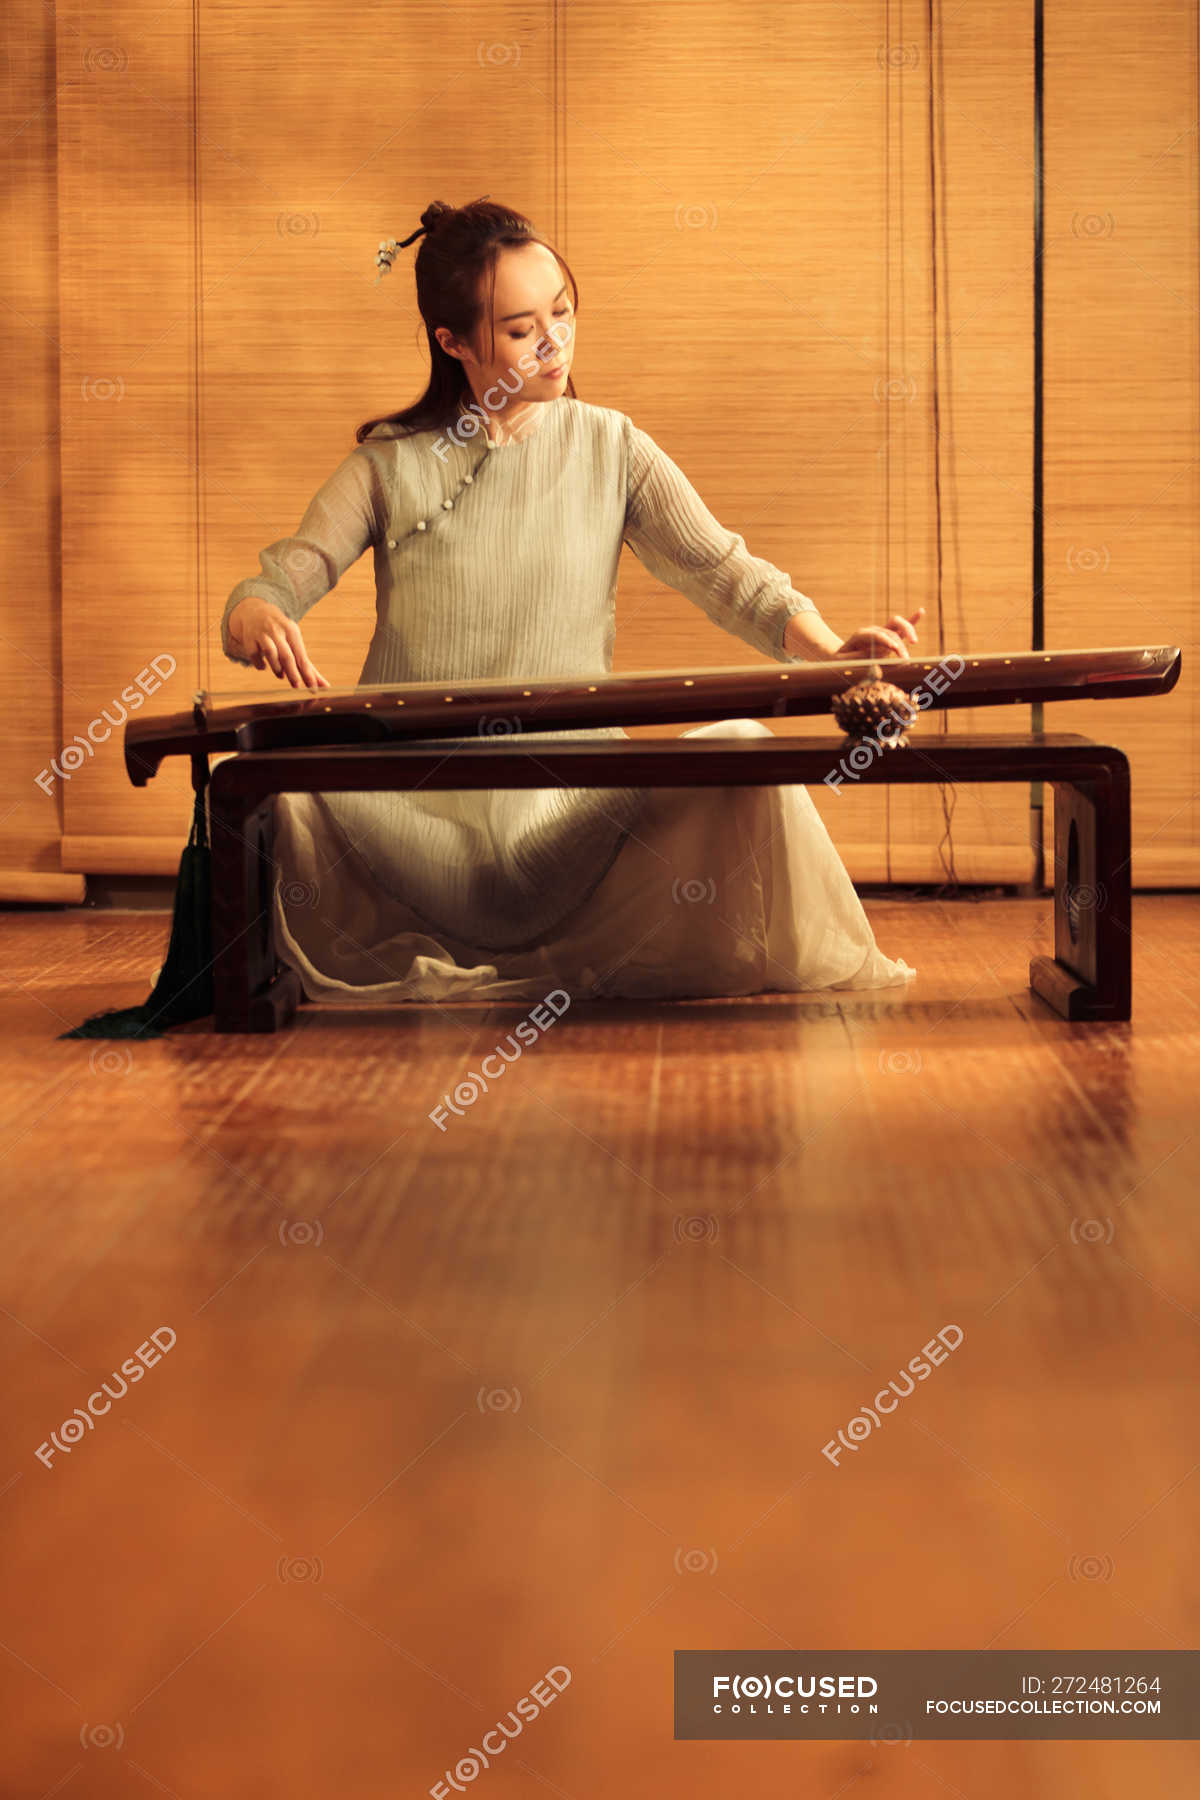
540;363;566;377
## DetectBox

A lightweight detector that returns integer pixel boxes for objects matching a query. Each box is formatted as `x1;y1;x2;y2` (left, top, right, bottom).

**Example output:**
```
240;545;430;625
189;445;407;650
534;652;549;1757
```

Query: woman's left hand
834;606;926;661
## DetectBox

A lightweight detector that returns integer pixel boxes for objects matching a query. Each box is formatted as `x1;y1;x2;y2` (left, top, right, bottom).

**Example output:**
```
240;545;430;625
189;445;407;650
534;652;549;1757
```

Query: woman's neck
460;391;550;446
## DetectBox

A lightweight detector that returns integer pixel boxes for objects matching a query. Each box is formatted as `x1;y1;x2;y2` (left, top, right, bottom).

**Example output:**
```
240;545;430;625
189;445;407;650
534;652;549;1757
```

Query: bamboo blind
2;0;1193;894
1039;0;1199;883
1;0;84;900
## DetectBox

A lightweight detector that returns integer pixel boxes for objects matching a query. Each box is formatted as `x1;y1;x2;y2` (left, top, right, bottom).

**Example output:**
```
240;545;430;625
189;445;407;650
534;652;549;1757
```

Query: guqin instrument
124;643;1181;785
114;640;1181;1031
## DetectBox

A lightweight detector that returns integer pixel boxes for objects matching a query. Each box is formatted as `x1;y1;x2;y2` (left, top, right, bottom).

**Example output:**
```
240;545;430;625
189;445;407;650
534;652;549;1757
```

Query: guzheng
124;643;1180;785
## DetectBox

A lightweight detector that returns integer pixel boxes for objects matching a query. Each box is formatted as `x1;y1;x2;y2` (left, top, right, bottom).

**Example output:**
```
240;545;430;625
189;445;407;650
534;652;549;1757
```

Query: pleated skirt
268;718;917;1005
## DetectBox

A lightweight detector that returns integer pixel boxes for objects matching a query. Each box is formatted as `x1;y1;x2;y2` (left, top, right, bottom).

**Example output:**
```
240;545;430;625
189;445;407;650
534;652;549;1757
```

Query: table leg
1028;762;1132;1021
209;784;301;1034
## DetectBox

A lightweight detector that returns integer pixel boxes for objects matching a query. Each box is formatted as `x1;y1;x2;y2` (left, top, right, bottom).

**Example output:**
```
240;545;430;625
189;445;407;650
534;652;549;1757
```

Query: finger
287;631;323;690
259;638;283;678
275;637;304;688
887;614;920;644
873;629;909;658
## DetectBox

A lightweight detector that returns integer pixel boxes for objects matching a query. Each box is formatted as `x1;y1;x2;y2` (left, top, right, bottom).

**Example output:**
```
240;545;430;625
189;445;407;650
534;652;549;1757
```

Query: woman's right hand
228;597;330;688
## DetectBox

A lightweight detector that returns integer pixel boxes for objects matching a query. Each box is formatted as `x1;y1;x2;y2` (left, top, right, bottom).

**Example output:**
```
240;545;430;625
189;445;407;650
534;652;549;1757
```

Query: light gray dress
220;397;916;1003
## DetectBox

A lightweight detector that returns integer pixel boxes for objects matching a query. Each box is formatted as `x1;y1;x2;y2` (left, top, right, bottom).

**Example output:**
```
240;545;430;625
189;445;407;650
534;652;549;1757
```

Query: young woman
221;197;919;1004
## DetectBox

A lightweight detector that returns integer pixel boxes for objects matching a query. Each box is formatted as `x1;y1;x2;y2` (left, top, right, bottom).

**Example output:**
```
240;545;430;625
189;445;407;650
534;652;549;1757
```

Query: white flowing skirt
268;718;917;1005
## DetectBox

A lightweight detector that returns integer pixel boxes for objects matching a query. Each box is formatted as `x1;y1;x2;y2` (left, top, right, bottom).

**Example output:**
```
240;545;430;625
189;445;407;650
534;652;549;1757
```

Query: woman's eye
514;310;571;340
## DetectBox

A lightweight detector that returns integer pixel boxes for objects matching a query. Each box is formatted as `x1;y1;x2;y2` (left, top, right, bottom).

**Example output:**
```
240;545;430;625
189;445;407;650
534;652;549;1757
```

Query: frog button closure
396;444;487;541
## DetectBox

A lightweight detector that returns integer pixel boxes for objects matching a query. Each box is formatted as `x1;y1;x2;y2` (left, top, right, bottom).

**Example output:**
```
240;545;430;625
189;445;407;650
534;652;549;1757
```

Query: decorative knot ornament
830;662;919;748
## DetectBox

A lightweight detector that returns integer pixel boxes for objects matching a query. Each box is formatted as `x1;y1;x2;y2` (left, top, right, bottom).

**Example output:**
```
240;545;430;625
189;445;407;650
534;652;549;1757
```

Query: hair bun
420;201;454;235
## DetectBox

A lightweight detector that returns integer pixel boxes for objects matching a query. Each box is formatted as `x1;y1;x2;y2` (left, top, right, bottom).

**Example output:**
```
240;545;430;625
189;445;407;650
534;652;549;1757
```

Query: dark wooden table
206;730;1131;1032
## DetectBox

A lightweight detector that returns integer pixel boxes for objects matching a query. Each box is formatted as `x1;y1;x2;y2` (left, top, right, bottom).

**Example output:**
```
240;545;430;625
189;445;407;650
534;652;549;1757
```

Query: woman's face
441;242;575;409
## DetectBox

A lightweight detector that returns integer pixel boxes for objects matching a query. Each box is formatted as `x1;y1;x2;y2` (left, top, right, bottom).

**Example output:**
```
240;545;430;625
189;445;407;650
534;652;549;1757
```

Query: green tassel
61;775;213;1040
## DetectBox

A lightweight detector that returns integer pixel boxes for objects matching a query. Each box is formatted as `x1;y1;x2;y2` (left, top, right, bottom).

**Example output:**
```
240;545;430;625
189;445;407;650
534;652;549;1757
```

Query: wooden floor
1;894;1198;1798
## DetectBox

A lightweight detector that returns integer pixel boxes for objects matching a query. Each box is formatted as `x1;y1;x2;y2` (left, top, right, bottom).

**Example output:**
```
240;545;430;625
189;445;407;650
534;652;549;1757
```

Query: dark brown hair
355;198;580;443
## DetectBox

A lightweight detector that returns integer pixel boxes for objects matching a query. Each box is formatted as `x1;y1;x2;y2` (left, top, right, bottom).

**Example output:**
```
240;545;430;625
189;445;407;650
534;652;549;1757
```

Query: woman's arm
621;416;922;663
622;415;819;662
783;607;924;662
782;609;847;661
221;446;384;671
227;596;329;687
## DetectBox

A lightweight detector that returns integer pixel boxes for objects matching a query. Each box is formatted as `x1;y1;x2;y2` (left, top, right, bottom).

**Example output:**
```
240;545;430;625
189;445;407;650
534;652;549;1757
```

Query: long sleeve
220;447;384;665
621;415;819;663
